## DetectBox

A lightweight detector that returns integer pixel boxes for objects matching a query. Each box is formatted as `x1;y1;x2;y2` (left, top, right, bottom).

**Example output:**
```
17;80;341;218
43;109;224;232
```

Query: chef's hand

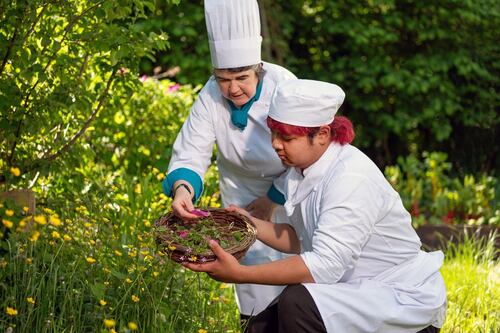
246;195;276;220
171;183;199;219
182;240;244;283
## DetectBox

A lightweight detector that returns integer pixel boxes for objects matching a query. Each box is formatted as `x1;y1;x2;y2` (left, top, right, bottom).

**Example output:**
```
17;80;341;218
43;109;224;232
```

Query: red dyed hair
266;115;355;145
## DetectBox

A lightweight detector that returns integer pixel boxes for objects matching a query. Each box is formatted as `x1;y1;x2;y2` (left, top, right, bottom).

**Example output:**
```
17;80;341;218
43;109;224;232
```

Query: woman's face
214;69;259;108
271;126;331;170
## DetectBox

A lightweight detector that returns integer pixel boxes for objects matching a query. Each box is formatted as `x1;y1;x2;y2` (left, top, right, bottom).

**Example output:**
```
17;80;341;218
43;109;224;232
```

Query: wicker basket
154;208;257;264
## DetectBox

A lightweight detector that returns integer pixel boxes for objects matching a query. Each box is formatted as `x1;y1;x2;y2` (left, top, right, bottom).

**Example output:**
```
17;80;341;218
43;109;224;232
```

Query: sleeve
266;170;288;205
300;174;387;284
164;85;217;202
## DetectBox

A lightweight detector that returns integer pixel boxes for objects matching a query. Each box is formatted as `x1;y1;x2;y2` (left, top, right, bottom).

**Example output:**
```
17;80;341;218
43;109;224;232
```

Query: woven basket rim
154;208;256;263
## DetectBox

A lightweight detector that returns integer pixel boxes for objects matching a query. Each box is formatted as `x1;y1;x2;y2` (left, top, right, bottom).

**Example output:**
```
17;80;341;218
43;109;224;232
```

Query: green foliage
0;0;169;181
146;0;499;172
385;151;498;225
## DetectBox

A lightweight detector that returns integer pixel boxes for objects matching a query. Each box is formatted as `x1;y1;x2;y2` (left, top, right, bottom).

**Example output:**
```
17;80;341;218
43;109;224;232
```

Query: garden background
0;0;498;332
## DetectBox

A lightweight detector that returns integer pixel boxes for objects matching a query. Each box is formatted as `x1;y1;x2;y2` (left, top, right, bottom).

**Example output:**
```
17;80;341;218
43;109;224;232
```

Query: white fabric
168;62;296;315
205;0;262;68
282;142;447;332
269;79;345;127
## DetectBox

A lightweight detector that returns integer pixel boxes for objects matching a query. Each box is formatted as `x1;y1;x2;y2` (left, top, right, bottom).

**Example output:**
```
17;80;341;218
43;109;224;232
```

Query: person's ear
316;125;331;145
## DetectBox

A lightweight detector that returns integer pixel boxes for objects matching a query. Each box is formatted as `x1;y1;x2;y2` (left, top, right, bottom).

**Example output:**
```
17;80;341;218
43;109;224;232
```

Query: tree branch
25;68;117;171
7;1;105;166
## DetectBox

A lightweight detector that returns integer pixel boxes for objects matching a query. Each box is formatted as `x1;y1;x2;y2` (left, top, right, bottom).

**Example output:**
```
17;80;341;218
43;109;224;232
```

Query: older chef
163;0;295;319
183;79;447;333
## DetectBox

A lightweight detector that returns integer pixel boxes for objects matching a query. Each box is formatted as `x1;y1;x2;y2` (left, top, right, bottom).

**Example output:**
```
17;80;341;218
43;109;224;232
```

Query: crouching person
183;79;447;333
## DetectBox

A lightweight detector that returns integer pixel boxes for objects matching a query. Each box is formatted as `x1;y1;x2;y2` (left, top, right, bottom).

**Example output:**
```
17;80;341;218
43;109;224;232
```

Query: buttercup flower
99;299;107;306
103;319;116;328
34;215;47;225
10;167;21;177
5;306;18;316
131;295;140;302
128;322;138;330
30;231;40;242
2;220;13;229
49;215;62;226
86;257;96;264
5;209;14;217
26;297;35;304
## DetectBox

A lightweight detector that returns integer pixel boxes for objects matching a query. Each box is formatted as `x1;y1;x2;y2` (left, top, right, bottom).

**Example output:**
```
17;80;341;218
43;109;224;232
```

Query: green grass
1;169;498;332
440;234;499;333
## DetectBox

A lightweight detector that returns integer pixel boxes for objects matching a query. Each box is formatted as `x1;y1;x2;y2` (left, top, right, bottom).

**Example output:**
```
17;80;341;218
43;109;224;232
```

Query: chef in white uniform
183;79;447;333
163;0;296;319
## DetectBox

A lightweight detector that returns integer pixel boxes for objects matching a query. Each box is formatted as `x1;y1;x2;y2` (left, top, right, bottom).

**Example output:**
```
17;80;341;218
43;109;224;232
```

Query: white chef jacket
167;62;296;315
283;142;447;332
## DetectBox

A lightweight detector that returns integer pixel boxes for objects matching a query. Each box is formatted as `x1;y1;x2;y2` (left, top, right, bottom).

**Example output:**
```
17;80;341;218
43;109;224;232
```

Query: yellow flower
25;258;32;264
131;295;140;302
103;318;116;328
128;322;138;330
157;172;165;181
110;329;117;333
189;255;197;262
86;257;96;264
10;167;21;177
22;206;29;213
34;215;47;225
49;215;62;227
26;297;35;304
51;231;61;239
198;329;207;333
114;250;122;257
99;299;107;306
153;271;159;277
63;234;72;241
168;245;176;251
144;220;151;227
5;306;18;316
2;220;13;229
125;278;133;284
5;209;14;217
134;184;142;194
30;231;40;242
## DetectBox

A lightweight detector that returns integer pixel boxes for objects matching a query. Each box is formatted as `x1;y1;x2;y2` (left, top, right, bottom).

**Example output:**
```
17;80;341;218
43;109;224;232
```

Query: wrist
173;183;193;199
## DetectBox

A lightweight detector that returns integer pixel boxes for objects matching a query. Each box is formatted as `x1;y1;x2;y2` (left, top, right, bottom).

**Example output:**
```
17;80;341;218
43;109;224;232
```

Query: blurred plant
385;151;498;226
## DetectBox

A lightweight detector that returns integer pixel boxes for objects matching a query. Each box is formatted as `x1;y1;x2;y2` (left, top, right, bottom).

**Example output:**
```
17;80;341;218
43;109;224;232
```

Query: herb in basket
154;208;256;263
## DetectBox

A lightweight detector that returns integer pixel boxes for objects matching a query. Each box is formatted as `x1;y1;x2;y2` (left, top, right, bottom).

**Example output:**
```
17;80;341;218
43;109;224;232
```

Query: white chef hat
204;0;262;69
269;79;346;127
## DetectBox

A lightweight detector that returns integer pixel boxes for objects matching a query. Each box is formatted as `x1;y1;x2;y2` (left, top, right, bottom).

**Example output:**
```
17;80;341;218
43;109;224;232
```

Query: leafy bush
385;151;498;226
0;0;169;182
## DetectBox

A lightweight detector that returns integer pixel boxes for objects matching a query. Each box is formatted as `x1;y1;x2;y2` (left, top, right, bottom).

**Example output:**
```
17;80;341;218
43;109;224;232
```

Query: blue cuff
163;168;203;203
267;184;286;205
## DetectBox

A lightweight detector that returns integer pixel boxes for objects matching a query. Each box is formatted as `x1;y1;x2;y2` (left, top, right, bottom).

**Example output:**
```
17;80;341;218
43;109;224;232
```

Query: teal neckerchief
227;79;263;130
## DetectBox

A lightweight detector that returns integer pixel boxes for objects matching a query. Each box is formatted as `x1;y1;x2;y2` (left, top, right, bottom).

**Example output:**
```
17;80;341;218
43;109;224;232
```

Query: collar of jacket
284;142;343;215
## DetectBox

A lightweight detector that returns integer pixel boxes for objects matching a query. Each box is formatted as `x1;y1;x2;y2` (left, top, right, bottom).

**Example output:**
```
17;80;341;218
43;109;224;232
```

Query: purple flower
168;83;180;92
177;230;189;238
190;209;210;217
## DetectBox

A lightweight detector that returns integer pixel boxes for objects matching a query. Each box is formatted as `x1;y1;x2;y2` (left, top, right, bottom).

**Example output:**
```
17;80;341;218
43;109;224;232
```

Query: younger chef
183;79;447;333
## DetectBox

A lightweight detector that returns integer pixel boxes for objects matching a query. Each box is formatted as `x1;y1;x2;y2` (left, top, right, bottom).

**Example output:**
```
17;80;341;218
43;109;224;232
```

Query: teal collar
227;79;263;131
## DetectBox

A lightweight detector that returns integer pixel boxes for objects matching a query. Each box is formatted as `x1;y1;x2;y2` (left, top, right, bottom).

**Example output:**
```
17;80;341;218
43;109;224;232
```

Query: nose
229;80;239;94
271;134;283;150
